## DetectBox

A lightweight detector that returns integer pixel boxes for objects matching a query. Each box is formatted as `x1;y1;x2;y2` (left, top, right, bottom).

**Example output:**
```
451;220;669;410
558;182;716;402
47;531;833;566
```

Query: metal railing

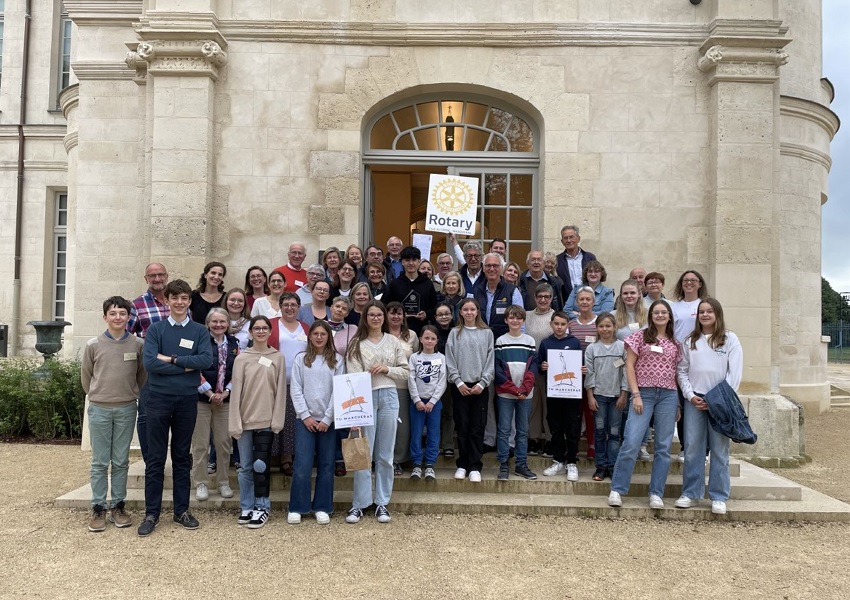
823;322;850;363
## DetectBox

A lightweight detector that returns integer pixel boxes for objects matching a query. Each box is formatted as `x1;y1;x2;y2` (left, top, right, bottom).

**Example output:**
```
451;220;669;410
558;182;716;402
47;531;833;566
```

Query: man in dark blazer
555;225;597;302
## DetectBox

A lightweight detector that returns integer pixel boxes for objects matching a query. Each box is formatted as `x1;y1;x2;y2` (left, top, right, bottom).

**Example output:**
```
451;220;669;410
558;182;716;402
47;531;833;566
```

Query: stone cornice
59;84;79;120
697;44;789;85
0;160;68;172
63;0;142;25
134;12;227;48
780;143;831;171
125;39;228;80
72;61;136;81
219;21;710;46
780;96;841;140
700;19;790;52
0;125;67;140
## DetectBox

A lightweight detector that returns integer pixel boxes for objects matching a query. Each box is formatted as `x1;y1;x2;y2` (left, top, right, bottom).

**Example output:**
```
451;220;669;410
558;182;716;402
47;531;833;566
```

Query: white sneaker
543;461;564;477
315;511;330;525
649;495;664;509
677;451;685;463
195;483;209;501
639;447;652;461
287;512;301;524
454;468;467;480
469;470;482;483
219;483;234;498
711;500;727;515
607;491;622;507
675;496;693;509
566;463;579;482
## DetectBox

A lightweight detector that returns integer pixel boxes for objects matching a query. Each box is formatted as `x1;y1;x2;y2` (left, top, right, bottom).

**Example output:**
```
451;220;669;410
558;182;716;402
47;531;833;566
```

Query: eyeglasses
646;280;662;285
252;327;270;332
314;288;329;294
682;278;700;284
436;312;452;318
146;273;167;279
484;264;501;269
281;302;299;309
466;253;481;260
536;294;552;300
367;313;383;319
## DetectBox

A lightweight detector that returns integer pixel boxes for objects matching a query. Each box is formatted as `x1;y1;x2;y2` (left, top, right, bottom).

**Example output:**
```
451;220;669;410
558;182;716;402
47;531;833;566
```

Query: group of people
81;224;744;535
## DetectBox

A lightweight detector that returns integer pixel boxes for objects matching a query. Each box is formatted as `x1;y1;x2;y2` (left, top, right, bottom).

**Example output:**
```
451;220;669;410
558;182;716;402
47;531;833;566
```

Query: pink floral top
624;331;681;390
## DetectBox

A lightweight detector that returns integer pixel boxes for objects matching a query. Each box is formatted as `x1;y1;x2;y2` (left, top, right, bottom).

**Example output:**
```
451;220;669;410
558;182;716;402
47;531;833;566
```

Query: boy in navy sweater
537;311;583;482
138;279;213;537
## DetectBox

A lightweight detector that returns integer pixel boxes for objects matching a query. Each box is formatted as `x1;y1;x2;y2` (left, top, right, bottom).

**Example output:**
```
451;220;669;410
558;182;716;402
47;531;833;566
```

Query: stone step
55;480;850;523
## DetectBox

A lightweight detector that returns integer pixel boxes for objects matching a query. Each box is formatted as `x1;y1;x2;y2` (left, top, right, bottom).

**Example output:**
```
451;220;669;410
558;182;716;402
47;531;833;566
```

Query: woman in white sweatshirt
343;300;409;525
674;297;743;516
288;320;345;525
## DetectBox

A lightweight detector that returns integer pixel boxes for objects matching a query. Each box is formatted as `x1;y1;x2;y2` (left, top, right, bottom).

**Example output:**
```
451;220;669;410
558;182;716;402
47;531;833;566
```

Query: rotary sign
425;174;479;236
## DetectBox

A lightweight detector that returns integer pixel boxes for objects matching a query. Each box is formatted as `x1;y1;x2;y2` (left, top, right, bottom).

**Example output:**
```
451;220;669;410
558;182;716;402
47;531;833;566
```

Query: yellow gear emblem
431;178;475;216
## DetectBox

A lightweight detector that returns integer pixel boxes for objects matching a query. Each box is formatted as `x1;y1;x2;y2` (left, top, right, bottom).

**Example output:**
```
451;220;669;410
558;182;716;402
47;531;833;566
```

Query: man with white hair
433;252;454;291
275;241;308;293
384;236;404;279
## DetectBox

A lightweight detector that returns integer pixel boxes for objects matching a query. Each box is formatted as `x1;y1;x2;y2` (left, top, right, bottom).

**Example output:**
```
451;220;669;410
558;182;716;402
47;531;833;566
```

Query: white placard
333;372;374;428
546;349;584;399
425;174;479;236
412;233;433;260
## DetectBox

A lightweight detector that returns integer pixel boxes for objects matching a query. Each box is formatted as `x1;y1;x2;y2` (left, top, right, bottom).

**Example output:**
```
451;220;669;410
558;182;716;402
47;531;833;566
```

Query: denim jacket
703;379;758;445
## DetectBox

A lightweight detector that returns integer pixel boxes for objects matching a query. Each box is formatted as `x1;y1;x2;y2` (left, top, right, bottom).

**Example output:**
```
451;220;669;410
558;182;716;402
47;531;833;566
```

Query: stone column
126;31;227;280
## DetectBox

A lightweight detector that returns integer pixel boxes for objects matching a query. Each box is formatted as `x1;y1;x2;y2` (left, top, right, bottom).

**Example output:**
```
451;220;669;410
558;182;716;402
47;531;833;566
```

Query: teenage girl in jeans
608;300;682;509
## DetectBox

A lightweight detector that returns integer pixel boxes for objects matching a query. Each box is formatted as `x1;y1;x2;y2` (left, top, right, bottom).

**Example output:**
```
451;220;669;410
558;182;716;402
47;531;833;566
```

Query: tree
822;277;850;323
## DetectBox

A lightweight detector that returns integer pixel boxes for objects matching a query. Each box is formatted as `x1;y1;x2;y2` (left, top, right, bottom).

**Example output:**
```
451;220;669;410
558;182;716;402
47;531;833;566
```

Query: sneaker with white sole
246;509;269;529
219;483;234;498
88;505;107;532
287;512;301;524
566;463;579;482
454;468;467;480
237;510;252;525
207;462;216;474
675;496;694;509
375;505;391;523
639;447;652;461
469;470;482;483
608;491;622;507
410;466;422;480
424;466;436;481
315;511;330;525
649;495;664;509
677;451;685;463
196;483;209;501
543;461;564;477
498;463;509;481
711;500;727;515
345;507;363;524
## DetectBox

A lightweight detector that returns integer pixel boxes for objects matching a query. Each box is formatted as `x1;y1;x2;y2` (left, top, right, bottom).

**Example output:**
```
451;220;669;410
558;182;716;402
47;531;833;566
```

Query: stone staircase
830;384;850;409
56;448;850;522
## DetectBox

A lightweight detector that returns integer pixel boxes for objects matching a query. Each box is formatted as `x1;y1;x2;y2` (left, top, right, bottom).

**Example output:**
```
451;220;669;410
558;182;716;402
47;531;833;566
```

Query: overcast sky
822;0;848;293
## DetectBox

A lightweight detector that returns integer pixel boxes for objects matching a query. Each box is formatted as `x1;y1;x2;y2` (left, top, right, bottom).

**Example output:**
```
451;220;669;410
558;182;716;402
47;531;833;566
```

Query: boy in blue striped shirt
494;305;539;481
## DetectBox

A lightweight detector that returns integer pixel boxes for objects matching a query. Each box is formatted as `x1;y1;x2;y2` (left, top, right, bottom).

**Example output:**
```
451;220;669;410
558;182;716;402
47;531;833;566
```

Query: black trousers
452;384;488;472
546;397;582;464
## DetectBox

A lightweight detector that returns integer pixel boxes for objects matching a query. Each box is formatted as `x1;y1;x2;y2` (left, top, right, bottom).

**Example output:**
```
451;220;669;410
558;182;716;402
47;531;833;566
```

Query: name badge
650;345;663;354
123;353;137;361
628;323;640;331
294;280;305;288
613;358;625;368
585;336;596;344
496;307;506;315
258;356;272;368
297;335;308;342
466;293;475;298
430;359;442;366
179;338;194;349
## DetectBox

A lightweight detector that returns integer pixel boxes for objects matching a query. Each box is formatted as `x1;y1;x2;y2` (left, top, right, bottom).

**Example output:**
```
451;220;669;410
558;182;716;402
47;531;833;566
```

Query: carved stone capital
698;44;789;85
123;39;228;80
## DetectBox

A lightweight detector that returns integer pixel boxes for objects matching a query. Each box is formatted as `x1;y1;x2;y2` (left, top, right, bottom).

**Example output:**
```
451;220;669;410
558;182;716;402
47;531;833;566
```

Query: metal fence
823;322;850;363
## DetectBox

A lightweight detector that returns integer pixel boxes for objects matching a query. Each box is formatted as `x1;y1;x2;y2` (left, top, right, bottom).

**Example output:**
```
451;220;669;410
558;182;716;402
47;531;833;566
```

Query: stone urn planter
27;320;72;362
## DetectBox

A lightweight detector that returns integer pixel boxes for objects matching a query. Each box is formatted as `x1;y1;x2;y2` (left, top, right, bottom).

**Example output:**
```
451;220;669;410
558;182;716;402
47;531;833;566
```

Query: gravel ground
1;411;849;599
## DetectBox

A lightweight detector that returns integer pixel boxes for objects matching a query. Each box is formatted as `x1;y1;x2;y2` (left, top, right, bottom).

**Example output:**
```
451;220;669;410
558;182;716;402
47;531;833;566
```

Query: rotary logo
431;177;475;216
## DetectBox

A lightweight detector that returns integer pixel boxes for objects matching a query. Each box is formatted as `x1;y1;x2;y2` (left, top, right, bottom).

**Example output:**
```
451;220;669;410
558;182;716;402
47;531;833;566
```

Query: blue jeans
593;395;623;469
144;393;197;518
236;429;272;512
88;402;137;508
409;400;442;465
611;387;677;497
352;388;399;509
290;419;336;514
682;398;731;501
496;396;531;466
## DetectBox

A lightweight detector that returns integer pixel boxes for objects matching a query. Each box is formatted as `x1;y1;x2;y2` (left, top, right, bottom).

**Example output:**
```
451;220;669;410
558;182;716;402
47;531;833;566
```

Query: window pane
440;125;462;152
58;194;68;210
483;208;507;240
57;236;67;251
55;286;65;301
55;302;65;319
56;269;66;285
464;102;488;126
506;117;534;152
413;128;438;152
396;132;415;151
488;135;507;152
508;242;531;266
484;174;507;206
57;211;67;227
392;105;417;132
56;253;66;268
509;208;533;241
463;128;489;152
370;114;397;149
511;174;533;207
486;108;512;134
417;102;438;125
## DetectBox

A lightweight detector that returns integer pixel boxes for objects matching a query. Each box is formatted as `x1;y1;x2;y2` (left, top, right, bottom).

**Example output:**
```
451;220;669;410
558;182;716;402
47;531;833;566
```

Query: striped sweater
494;332;538;399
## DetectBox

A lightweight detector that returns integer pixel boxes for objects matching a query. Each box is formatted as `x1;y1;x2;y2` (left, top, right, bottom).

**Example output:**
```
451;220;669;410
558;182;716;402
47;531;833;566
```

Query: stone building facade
0;0;839;419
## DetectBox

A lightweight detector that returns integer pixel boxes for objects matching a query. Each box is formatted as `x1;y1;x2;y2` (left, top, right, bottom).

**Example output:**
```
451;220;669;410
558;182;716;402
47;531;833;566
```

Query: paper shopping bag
341;428;371;471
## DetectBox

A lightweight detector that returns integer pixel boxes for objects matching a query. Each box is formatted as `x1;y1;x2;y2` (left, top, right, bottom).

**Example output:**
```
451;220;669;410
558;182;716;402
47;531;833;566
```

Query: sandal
393;463;403;476
592;468;606;482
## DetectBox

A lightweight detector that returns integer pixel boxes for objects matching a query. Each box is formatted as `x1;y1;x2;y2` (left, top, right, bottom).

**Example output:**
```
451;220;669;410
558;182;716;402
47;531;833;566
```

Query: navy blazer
555;248;597;303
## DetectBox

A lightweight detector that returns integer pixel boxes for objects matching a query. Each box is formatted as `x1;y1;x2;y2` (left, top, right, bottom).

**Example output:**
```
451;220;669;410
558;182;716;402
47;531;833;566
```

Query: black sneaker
137;515;158;537
375;505;391;524
345;507;364;524
515;464;538;480
498;463;509;481
246;509;269;529
173;511;200;530
237;510;253;525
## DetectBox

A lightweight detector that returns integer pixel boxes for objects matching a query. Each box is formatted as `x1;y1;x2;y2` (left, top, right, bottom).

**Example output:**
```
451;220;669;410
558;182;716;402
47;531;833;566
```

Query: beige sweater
81;333;146;407
345;334;409;390
228;346;287;439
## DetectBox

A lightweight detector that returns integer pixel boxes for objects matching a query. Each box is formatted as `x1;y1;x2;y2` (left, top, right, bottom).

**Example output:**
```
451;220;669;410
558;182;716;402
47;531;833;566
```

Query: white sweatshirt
677;331;743;400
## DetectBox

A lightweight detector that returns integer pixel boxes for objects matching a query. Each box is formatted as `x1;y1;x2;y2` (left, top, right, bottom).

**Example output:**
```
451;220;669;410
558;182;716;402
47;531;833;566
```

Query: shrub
0;358;86;439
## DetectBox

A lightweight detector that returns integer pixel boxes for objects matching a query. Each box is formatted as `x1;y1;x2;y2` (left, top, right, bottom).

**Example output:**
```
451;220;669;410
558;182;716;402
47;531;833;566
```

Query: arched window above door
369;99;537;154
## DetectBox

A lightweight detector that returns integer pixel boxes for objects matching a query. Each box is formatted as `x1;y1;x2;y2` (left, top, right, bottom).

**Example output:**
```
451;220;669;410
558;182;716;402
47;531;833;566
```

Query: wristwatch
170;355;177;365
